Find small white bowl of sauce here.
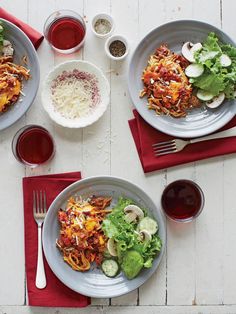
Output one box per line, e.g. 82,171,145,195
91,13,114,39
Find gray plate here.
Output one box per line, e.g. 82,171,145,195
128,20,236,138
42,176,166,298
0,19,40,131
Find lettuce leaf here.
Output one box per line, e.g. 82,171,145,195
193,32,236,98
191,72,226,96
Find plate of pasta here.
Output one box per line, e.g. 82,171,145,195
128,20,236,138
0,19,39,130
42,176,165,298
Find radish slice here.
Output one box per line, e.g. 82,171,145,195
185,63,204,78
206,92,225,108
219,54,231,67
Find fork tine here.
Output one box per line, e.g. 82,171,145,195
152,139,175,147
154,145,177,154
155,149,177,156
36,191,39,214
43,191,47,214
40,190,43,213
153,142,176,151
33,190,36,214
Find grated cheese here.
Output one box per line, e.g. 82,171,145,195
51,69,100,120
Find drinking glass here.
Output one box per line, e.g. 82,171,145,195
12,125,55,167
43,9,86,54
161,179,205,223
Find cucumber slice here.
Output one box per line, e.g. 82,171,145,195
101,259,119,278
219,54,231,67
185,63,204,78
138,217,158,235
196,89,214,101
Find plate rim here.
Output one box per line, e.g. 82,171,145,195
0,18,40,131
42,175,166,298
128,19,236,138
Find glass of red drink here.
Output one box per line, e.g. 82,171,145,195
12,125,55,167
43,9,86,54
161,180,204,223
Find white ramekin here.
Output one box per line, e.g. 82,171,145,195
105,34,129,61
91,13,115,39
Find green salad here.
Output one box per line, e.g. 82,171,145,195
101,197,162,279
193,32,236,97
183,32,236,108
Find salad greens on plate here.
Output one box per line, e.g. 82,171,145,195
102,197,162,279
184,32,236,107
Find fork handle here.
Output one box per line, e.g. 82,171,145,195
36,226,46,289
190,126,236,144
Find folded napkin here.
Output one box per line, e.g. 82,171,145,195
129,109,236,173
22,172,90,307
0,7,44,49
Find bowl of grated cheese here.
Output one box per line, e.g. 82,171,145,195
41,60,110,128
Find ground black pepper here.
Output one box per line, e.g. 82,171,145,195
109,40,126,57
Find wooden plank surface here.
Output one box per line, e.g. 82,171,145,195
1,0,236,311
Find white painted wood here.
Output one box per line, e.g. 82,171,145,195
163,0,196,307
137,0,167,306
83,0,111,306
1,305,236,314
1,0,236,311
109,0,139,305
0,0,27,305
192,0,224,305
221,0,236,305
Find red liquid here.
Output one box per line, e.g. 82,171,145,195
161,180,203,221
47,17,85,50
16,127,54,165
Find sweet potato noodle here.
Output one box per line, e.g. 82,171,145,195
140,45,200,118
56,196,112,272
0,56,30,113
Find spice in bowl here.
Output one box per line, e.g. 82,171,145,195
92,13,114,38
94,18,112,35
109,40,126,58
105,35,129,60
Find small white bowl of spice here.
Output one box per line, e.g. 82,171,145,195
105,35,129,61
92,13,114,38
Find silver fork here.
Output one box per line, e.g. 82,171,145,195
153,126,236,156
33,190,47,289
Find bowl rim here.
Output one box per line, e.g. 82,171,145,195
41,59,110,128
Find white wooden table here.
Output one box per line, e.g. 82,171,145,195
1,0,236,313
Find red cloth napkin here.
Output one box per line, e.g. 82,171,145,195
22,172,90,307
0,7,44,49
129,109,236,173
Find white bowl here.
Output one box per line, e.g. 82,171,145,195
91,13,114,39
41,60,110,128
105,34,129,61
